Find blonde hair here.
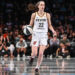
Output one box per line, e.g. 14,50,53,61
35,1,45,11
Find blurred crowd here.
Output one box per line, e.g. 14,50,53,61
0,0,75,58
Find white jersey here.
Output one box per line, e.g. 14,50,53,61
33,12,48,32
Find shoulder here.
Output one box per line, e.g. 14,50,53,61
46,12,51,18
32,12,36,16
31,12,36,18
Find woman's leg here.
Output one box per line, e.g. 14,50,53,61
31,46,38,58
36,45,46,69
29,46,38,65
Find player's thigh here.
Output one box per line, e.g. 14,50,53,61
31,32,39,47
32,46,38,53
40,36,48,46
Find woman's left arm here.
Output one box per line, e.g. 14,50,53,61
47,13,56,35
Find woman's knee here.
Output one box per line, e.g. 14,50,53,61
39,52,43,57
39,46,46,56
32,46,38,56
31,51,37,57
35,51,38,56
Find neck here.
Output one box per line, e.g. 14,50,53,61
38,10,44,14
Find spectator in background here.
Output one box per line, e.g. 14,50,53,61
60,28,65,39
16,37,27,59
68,29,73,41
0,34,3,42
7,25,13,31
14,30,20,44
0,41,2,57
70,32,75,57
7,43,15,58
0,28,3,35
9,31,14,44
48,35,60,57
60,34,70,48
56,29,60,39
0,28,3,42
2,29,10,43
0,41,10,57
56,34,71,58
56,43,70,58
3,31,15,58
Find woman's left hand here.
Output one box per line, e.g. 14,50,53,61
53,31,57,36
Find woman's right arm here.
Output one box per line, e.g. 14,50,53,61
29,13,36,26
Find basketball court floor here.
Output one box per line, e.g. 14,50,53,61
0,57,75,75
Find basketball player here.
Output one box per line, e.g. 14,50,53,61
29,1,56,72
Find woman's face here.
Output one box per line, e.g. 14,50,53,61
38,1,45,11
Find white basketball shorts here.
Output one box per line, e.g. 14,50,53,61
31,32,48,47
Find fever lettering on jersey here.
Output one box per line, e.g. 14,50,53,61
36,19,46,22
33,12,48,32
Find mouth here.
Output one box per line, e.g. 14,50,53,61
42,7,44,9
41,8,44,10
